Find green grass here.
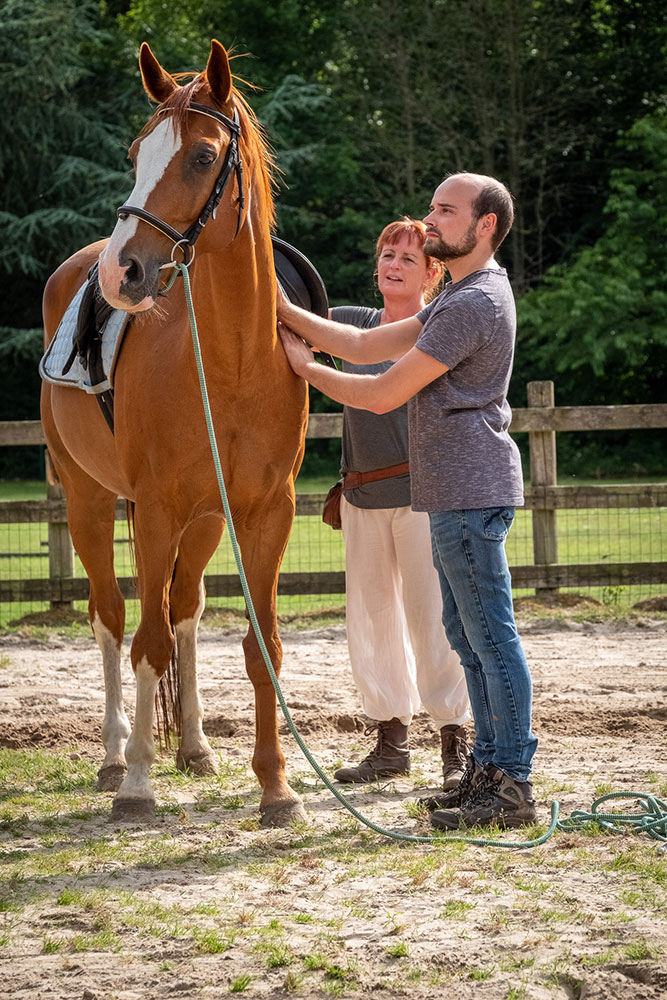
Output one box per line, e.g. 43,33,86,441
1,475,666,628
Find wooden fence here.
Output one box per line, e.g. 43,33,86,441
1,381,666,608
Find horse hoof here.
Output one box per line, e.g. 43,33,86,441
176,752,219,777
110,797,155,822
260,799,308,829
97,764,126,792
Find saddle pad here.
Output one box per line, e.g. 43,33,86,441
39,282,129,394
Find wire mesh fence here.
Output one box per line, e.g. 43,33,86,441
1,497,665,628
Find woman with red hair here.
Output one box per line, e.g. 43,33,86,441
331,218,470,789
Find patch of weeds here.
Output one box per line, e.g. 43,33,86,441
541,909,572,924
192,901,220,916
212,794,242,810
236,909,255,926
72,929,120,952
0,654,11,669
42,936,64,953
282,971,303,992
0,898,20,913
405,799,428,819
303,952,327,971
237,818,260,832
499,955,535,972
384,910,406,935
438,899,476,920
266,943,293,968
229,973,252,992
622,939,661,961
580,948,615,967
155,800,184,817
607,848,666,886
289,832,314,849
469,965,495,980
294,913,313,924
513,878,550,893
506,987,527,1000
194,928,232,954
385,941,409,958
325,960,357,982
57,888,82,906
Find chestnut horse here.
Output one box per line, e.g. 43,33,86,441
41,41,308,826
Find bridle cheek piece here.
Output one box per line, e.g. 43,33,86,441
116,102,245,267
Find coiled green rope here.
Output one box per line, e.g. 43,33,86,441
179,262,667,851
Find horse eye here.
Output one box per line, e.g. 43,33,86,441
197,152,216,166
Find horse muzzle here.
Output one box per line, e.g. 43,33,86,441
98,244,161,312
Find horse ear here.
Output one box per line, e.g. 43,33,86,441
139,42,178,103
205,39,233,108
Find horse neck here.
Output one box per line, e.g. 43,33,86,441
191,197,276,362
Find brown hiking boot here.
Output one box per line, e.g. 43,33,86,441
419,754,483,812
440,724,469,790
431,765,536,830
334,718,410,783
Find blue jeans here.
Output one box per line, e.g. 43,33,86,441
428,508,538,781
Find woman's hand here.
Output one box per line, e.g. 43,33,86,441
278,321,316,376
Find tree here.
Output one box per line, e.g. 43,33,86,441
512,111,667,474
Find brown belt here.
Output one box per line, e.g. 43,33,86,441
342,461,409,490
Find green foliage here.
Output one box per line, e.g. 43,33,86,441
1,0,665,479
0,0,132,280
513,111,667,474
517,112,667,389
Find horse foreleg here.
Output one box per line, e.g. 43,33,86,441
236,509,307,828
53,465,130,792
170,515,224,776
111,509,178,820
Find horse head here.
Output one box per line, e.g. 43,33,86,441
98,40,248,311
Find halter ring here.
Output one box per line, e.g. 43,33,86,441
171,239,195,267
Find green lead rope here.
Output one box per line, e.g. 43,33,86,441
178,262,667,851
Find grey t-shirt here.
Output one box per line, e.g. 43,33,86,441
331,305,411,509
410,268,524,511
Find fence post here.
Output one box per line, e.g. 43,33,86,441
527,380,558,596
47,480,74,610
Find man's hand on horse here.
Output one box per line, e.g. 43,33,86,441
278,321,316,377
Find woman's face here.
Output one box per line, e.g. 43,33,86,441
376,232,432,301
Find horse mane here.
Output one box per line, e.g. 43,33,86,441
140,73,278,231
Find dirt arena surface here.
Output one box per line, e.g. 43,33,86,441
1,610,666,998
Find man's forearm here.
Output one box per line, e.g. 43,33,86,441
278,300,420,364
298,359,395,413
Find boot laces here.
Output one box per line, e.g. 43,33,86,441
442,732,468,771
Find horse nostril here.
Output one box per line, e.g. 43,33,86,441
119,253,145,287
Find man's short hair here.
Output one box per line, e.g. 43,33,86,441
447,173,515,251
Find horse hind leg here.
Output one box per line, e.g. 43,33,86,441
169,515,224,776
235,505,307,829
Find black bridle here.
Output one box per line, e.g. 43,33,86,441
116,102,245,266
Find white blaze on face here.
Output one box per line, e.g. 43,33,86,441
98,117,182,305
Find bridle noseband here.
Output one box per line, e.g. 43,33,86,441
116,102,245,266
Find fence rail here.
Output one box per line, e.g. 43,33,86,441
1,383,666,609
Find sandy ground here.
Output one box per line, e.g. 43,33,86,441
1,611,666,999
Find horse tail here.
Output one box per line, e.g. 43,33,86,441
158,575,182,748
125,499,137,581
156,634,181,750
